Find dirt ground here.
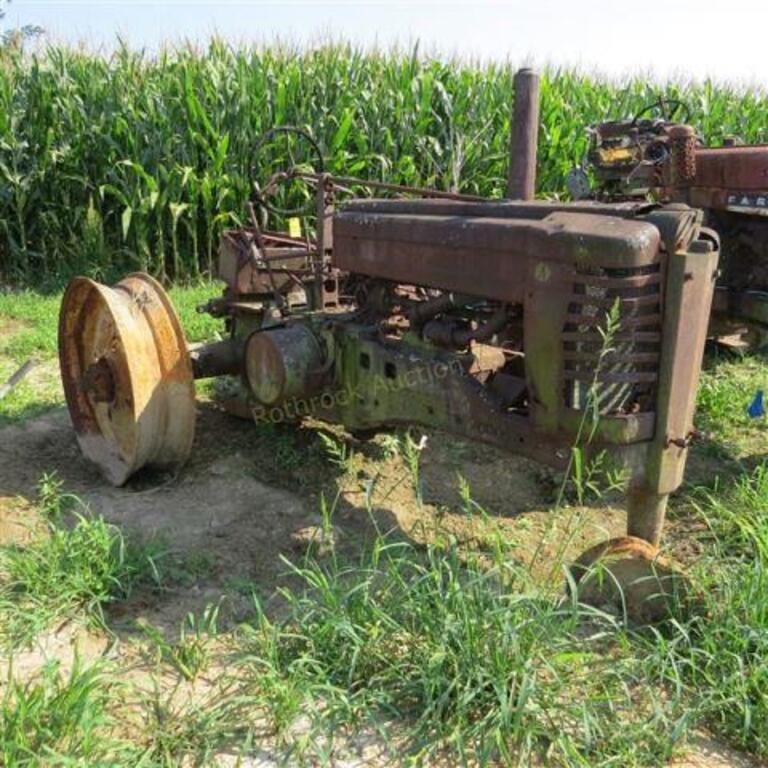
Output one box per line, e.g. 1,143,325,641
0,400,629,626
0,403,762,767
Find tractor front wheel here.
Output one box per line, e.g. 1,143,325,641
569,536,688,623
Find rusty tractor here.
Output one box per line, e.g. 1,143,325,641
567,96,768,345
59,71,719,620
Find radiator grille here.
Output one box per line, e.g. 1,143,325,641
563,262,662,414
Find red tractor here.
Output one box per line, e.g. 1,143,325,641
568,98,768,345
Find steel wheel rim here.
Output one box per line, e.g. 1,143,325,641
59,272,195,485
570,536,688,623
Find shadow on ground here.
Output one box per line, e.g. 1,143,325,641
0,400,632,636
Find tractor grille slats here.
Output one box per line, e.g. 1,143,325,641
563,262,663,414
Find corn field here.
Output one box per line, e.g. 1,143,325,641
1,40,767,285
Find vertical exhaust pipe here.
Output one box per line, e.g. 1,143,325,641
506,68,540,200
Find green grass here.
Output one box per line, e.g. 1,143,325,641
134,684,253,767
138,602,220,682
1,461,768,764
236,537,693,765
0,282,222,358
2,41,768,283
228,460,768,765
0,478,166,648
0,650,249,766
696,349,768,455
673,465,768,756
168,282,226,343
0,660,133,767
0,291,61,359
0,290,64,425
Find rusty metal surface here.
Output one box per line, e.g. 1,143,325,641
219,228,314,298
56,65,720,570
245,324,325,406
303,173,488,202
59,273,195,486
679,145,768,191
333,210,661,303
190,339,243,379
642,240,718,506
339,197,652,219
580,104,768,343
669,125,697,185
712,287,768,326
507,68,540,200
571,536,685,621
668,186,768,214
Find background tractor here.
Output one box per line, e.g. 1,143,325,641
567,97,768,345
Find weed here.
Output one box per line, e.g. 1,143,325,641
36,471,79,525
0,659,132,766
0,487,165,647
137,682,252,766
139,603,221,681
400,430,428,505
234,518,696,766
318,430,355,473
665,463,768,757
378,432,402,460
162,549,217,588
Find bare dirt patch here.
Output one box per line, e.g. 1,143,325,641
674,736,768,768
0,317,28,338
0,622,108,685
0,406,313,630
0,494,42,546
0,403,625,631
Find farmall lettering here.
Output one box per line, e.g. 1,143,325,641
727,192,768,211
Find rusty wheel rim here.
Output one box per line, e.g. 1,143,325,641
59,273,195,485
570,536,688,624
